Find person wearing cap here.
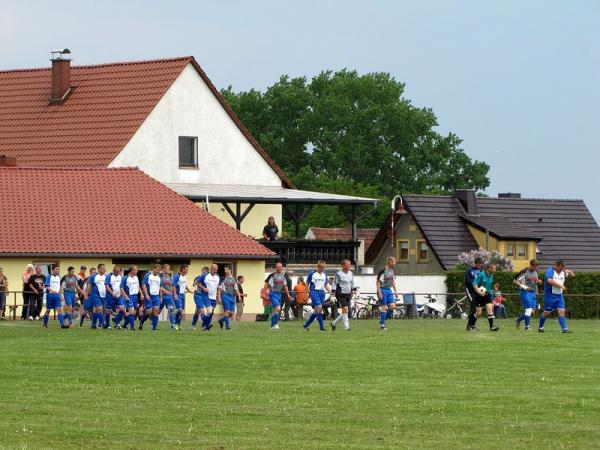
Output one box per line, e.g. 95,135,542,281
20,264,34,320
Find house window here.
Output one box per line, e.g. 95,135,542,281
396,240,409,262
416,240,429,263
178,136,198,168
517,243,528,259
506,243,516,258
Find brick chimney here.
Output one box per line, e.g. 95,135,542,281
0,155,17,167
455,189,478,215
50,49,72,103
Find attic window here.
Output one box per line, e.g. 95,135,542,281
179,136,198,168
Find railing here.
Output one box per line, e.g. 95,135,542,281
258,239,360,267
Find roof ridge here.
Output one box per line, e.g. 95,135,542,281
0,166,140,171
0,56,193,74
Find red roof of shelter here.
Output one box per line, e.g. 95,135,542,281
0,56,293,187
307,227,379,252
0,167,275,258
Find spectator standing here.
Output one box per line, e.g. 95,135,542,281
27,266,46,320
262,216,279,241
281,271,293,320
260,285,272,317
0,267,8,320
235,275,247,322
293,276,308,320
492,283,508,319
20,264,34,320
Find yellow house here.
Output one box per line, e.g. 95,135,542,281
366,190,599,273
0,167,275,320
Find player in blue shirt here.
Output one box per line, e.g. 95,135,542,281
464,257,483,331
160,264,177,331
120,265,141,331
141,263,162,331
191,266,210,330
539,260,575,333
173,264,191,330
303,260,331,331
513,259,541,331
105,266,125,329
86,264,108,329
43,264,67,329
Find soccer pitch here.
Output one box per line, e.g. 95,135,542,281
1,319,599,449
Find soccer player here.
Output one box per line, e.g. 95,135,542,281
303,260,331,331
514,259,541,331
173,264,191,330
43,265,67,329
217,266,240,330
376,257,399,331
191,266,210,330
464,257,483,331
106,266,125,329
202,264,221,330
160,264,177,331
235,275,247,322
539,260,575,333
120,265,141,331
60,266,84,327
472,263,500,332
264,262,290,330
86,264,108,329
330,259,354,331
141,263,162,331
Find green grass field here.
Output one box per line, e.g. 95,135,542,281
1,318,599,449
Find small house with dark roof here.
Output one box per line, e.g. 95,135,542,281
366,190,600,274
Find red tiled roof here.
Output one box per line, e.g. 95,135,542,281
0,167,275,258
307,227,379,251
0,56,293,187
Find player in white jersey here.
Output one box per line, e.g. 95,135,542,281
330,259,355,331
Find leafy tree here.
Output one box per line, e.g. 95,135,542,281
222,70,490,232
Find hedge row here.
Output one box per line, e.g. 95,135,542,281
446,271,600,319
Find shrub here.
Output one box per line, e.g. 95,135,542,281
456,249,513,272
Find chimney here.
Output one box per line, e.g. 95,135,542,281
0,155,17,167
454,189,478,215
498,193,521,199
50,49,72,103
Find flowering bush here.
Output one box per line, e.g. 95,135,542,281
456,248,513,272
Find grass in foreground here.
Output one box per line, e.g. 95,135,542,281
0,318,599,449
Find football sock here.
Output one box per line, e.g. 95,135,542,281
524,314,531,328
91,312,98,328
224,316,230,329
140,314,148,326
539,315,547,329
151,315,159,330
43,315,49,326
128,314,136,329
57,313,64,327
488,317,494,329
316,313,325,330
271,312,278,327
379,311,386,326
558,316,567,331
175,311,182,325
304,313,316,328
386,310,393,320
192,313,199,326
80,314,86,326
104,313,110,327
98,313,105,328
169,311,175,327
516,314,524,324
343,314,350,330
332,313,342,325
66,313,73,324
114,311,124,326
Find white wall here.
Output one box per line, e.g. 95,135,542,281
109,63,282,187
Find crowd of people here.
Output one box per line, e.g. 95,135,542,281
0,251,576,334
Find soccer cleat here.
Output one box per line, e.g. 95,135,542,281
515,318,521,330
271,325,280,331
303,325,310,331
380,325,388,331
43,324,48,329
207,324,213,331
538,328,545,333
91,326,97,329
330,322,337,331
320,328,326,332
28,316,34,321
524,327,531,332
61,325,69,329
490,326,499,332
115,324,122,330
345,328,351,331
192,326,197,331
562,330,573,334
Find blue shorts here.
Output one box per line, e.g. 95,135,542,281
194,295,212,309
544,294,565,312
269,291,282,308
63,291,77,307
145,295,160,309
162,296,175,310
174,297,183,310
210,299,217,309
520,290,537,309
125,294,138,310
380,288,395,305
102,296,114,310
113,296,125,309
90,296,104,308
221,293,236,312
46,293,62,310
310,290,326,307
83,298,93,311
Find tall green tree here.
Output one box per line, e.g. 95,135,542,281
222,70,490,235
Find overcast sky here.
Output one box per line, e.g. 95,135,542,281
2,0,598,221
